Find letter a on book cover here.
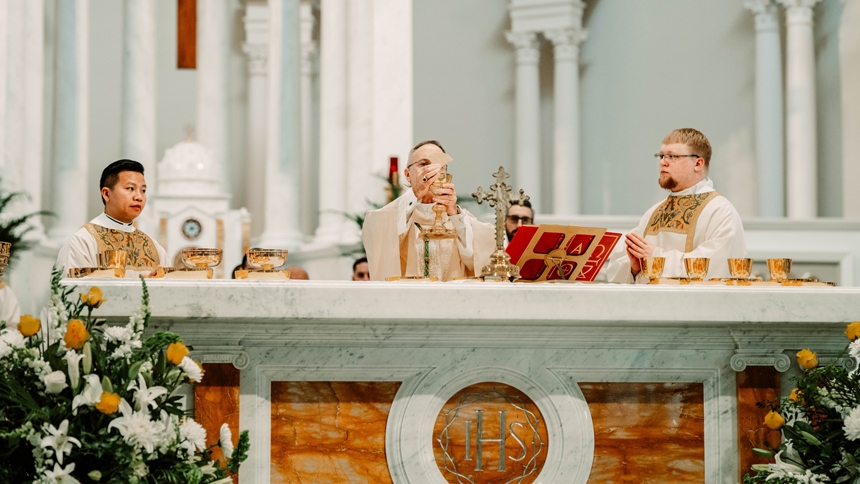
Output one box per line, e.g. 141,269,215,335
506,225,621,282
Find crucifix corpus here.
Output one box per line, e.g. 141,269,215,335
472,166,530,281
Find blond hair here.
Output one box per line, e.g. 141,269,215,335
662,128,712,168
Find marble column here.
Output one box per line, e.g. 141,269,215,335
121,0,157,187
242,1,268,240
3,0,24,196
505,31,542,212
197,0,230,192
545,27,586,216
22,0,46,237
313,0,348,246
299,0,318,239
779,0,822,219
747,0,785,218
259,0,304,248
49,0,89,243
0,2,6,195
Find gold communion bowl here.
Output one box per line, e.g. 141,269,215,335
728,258,753,280
767,258,792,282
640,256,665,283
684,257,710,281
247,249,289,272
98,250,128,269
181,248,223,269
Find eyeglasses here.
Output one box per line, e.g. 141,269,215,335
654,153,699,162
506,215,533,225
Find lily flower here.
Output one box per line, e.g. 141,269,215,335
44,462,82,484
63,350,84,390
72,374,103,413
40,420,81,465
127,374,167,413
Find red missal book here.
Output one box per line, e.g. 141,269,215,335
506,225,621,282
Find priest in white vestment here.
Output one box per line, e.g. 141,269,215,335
0,281,21,325
57,160,167,272
362,140,495,281
606,128,747,283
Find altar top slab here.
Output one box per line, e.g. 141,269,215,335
61,278,860,325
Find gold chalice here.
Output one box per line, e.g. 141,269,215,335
767,258,792,282
247,249,288,272
684,257,710,281
98,249,128,269
180,248,223,269
640,257,665,283
728,258,753,280
0,241,10,256
419,173,457,240
0,243,8,277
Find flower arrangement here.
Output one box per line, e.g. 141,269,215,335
0,271,249,483
743,322,860,484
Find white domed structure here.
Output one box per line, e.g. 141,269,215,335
157,140,223,197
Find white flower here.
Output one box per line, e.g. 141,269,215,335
103,325,132,342
63,350,84,389
127,374,168,413
219,423,234,459
40,420,81,466
200,461,218,476
178,356,203,383
180,419,207,454
107,399,165,454
844,406,860,440
0,328,25,358
850,339,860,361
72,374,103,413
103,325,142,360
210,478,233,484
44,462,82,484
44,371,68,394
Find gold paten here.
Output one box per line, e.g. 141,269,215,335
683,257,710,281
418,174,458,241
68,267,126,279
181,248,223,269
472,166,529,281
767,258,791,282
640,256,665,283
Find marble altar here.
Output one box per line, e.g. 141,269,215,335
64,279,860,483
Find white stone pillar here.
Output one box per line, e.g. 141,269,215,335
747,0,785,218
259,0,304,248
49,0,89,243
505,31,542,211
313,0,348,245
299,0,318,239
121,0,157,187
779,0,822,219
22,0,46,237
0,2,6,190
243,1,268,240
4,0,24,195
197,0,230,194
545,26,586,215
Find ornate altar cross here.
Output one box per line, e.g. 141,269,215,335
472,166,530,280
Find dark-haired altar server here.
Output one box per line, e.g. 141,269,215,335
57,160,167,271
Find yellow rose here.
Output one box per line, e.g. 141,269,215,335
95,392,120,414
80,287,106,308
17,314,41,337
847,322,860,342
790,388,802,403
796,349,818,370
166,342,189,365
64,319,89,350
764,410,785,430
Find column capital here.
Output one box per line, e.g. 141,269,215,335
243,43,268,75
745,0,779,31
505,31,540,63
544,27,587,61
778,0,822,21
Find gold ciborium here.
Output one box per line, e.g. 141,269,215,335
418,173,457,241
181,248,223,269
0,241,9,277
98,249,128,269
728,258,753,280
767,258,792,282
640,256,665,283
247,249,288,272
684,257,710,281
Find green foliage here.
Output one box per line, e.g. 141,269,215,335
0,177,54,269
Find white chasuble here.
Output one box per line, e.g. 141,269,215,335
606,178,748,283
57,213,167,272
0,282,21,325
362,190,496,281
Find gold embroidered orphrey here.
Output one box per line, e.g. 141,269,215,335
644,192,721,252
84,223,161,269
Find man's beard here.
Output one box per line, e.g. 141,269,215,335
659,174,678,190
506,228,517,242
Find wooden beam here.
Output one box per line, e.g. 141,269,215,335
177,0,196,69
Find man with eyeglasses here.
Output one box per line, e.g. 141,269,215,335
606,128,747,283
505,199,534,245
362,140,495,281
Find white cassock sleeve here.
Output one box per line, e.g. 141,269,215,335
56,227,99,272
0,285,21,325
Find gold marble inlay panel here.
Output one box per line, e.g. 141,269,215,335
270,381,401,484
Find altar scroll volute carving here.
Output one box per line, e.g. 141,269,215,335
189,346,250,370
